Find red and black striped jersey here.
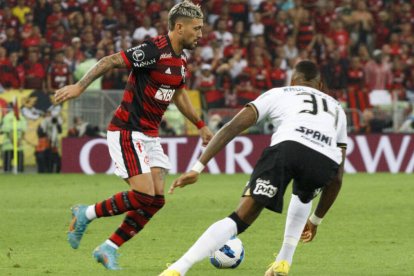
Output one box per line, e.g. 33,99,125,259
108,35,187,136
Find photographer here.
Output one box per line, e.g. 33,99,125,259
39,111,62,172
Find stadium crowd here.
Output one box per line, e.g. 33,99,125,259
0,0,414,135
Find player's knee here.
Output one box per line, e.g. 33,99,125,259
132,190,155,207
298,194,313,204
153,195,165,211
229,212,250,234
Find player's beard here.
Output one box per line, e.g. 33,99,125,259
183,39,198,50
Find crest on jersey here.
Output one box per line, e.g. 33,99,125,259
132,50,145,62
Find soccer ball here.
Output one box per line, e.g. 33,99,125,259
210,236,245,269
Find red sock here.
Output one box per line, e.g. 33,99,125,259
95,190,154,217
109,195,165,247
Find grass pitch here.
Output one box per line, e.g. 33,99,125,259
0,173,413,275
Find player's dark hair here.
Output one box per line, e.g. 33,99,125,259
294,60,320,81
168,0,203,31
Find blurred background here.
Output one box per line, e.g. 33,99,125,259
1,0,414,173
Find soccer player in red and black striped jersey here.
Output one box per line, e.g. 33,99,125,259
55,1,213,270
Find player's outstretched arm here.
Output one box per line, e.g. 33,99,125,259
301,147,346,242
173,89,213,146
54,53,126,104
169,106,257,194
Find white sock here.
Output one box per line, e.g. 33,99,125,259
169,217,237,275
276,195,312,264
85,205,97,220
105,239,119,249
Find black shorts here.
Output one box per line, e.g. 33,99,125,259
242,141,339,213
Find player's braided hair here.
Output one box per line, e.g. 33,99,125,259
168,0,203,31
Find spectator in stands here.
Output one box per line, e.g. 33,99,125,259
270,57,287,87
195,63,224,110
11,0,31,25
374,11,391,50
258,0,278,29
1,103,27,173
250,36,272,67
213,18,233,53
1,26,22,55
267,11,291,50
283,35,299,61
21,12,35,40
346,56,365,92
306,33,331,64
314,1,336,35
364,49,392,92
321,49,348,92
250,57,272,93
33,0,52,35
293,8,315,50
329,20,350,58
102,6,118,30
223,34,247,60
73,49,104,91
17,50,46,90
1,6,20,32
386,32,403,58
46,2,67,38
228,48,248,79
22,24,42,51
343,1,374,51
0,48,20,89
80,25,96,53
234,70,260,107
228,0,248,27
70,36,85,65
132,16,158,44
46,50,73,92
97,29,115,52
63,46,77,73
250,12,265,37
114,27,132,52
215,68,236,108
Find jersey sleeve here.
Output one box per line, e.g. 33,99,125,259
121,40,160,70
248,89,280,123
336,107,348,148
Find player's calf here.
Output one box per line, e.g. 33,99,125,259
108,195,166,247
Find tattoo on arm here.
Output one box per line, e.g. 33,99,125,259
78,53,126,90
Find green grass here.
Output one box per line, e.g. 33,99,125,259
0,173,413,275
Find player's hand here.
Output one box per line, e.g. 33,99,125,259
199,126,213,147
301,219,318,243
55,84,83,104
169,171,199,194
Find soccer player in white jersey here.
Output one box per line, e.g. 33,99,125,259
160,60,347,276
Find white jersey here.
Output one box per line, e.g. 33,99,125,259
249,85,348,164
